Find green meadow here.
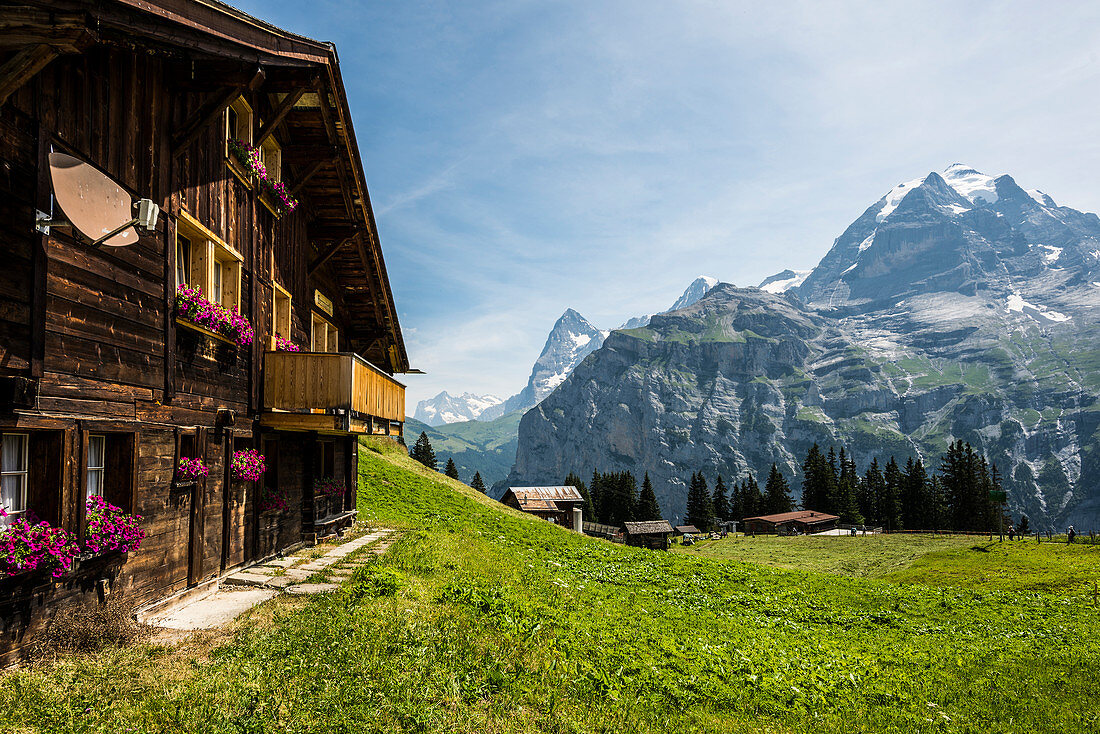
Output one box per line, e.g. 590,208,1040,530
1,438,1098,733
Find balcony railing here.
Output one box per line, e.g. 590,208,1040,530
261,351,405,435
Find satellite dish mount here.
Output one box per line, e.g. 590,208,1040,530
39,152,159,248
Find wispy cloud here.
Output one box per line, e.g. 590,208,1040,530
237,0,1100,406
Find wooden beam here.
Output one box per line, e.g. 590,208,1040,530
354,234,384,320
308,236,354,277
0,9,93,53
0,44,57,107
255,85,309,146
289,156,332,197
171,66,265,157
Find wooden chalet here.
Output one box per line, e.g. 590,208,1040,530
742,510,839,535
674,525,701,536
622,520,673,550
501,486,584,530
0,0,411,663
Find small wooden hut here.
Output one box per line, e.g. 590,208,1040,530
623,520,674,549
501,486,584,529
742,510,839,535
674,524,702,536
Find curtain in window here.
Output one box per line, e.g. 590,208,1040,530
86,435,105,499
1,434,26,522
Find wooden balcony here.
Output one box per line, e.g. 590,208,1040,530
261,351,405,435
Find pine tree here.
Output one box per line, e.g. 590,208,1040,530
712,475,729,521
1018,514,1030,534
729,478,743,520
825,447,841,515
763,463,794,515
410,432,437,471
685,472,714,530
470,472,486,493
602,471,637,526
637,472,662,520
444,458,459,479
901,457,929,530
564,471,592,510
835,448,862,524
800,443,831,512
742,474,763,518
590,469,605,523
859,458,884,525
881,457,903,531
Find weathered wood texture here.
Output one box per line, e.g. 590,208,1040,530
0,0,409,665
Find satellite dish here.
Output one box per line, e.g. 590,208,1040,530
47,152,159,247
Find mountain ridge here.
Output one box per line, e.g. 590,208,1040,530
508,165,1100,528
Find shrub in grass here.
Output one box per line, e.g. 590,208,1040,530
344,565,404,601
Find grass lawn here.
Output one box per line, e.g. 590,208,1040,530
1,439,1099,732
678,534,978,578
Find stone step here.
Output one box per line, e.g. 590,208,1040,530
224,571,274,587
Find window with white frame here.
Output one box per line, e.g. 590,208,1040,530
86,434,106,499
0,433,28,525
176,212,243,310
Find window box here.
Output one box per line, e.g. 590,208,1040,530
175,317,238,348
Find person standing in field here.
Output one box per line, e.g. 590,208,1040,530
1067,525,1076,543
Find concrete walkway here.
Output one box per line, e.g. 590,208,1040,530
146,526,396,631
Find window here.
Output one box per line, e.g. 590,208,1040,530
1,433,27,525
226,97,253,146
272,282,292,349
213,259,223,304
176,211,243,310
318,441,335,478
176,234,192,287
86,434,105,499
311,312,339,353
260,138,282,184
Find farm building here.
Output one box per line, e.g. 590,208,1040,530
0,0,411,664
742,510,839,535
501,486,583,530
674,525,702,536
623,520,674,549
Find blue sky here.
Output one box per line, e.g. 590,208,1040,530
234,0,1100,407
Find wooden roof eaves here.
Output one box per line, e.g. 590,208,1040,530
322,46,409,373
106,0,333,66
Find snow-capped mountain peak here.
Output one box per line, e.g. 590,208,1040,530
413,391,505,426
796,163,1100,310
942,163,999,205
669,276,720,312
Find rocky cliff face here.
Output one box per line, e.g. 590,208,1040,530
509,166,1100,528
481,309,609,420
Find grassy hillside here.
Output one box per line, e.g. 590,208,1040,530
405,410,521,487
2,441,1099,732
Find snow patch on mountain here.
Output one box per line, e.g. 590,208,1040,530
1034,244,1063,265
943,163,999,204
759,269,812,294
1006,294,1071,322
876,176,925,222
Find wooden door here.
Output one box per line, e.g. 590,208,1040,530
186,428,208,587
